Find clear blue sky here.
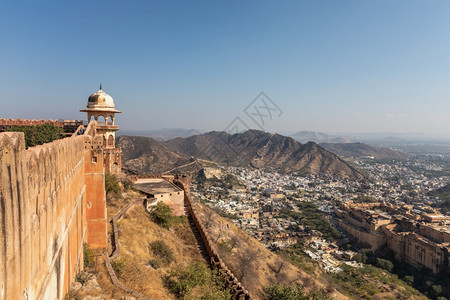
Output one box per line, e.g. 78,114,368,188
1,1,450,136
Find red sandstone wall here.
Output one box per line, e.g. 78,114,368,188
0,121,107,300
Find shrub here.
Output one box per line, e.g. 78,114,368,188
75,272,89,285
403,275,414,285
265,284,330,300
148,259,161,269
111,259,126,276
105,173,122,196
431,285,443,297
164,262,229,299
149,202,184,228
149,240,174,264
265,284,306,300
121,178,133,191
218,238,236,253
376,258,394,272
83,244,94,268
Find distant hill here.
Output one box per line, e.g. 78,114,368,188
119,128,203,141
290,131,351,143
119,130,366,179
319,142,409,160
118,135,192,174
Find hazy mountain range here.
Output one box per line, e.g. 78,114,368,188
118,128,203,141
319,142,409,160
289,131,352,144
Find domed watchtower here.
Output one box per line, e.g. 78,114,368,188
81,85,122,174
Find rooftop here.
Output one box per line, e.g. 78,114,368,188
134,178,182,195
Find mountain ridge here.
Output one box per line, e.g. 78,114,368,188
119,130,367,180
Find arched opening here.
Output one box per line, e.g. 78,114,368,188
98,115,106,125
112,162,119,174
108,135,114,147
107,114,114,125
103,136,106,147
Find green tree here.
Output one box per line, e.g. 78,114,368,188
150,202,177,228
431,285,443,298
8,124,63,148
403,275,414,285
105,173,122,196
376,258,393,272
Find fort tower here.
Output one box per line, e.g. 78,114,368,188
81,85,122,174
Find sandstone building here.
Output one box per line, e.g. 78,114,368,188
128,174,185,216
334,202,450,273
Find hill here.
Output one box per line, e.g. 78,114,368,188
290,131,351,144
165,130,365,179
320,142,409,160
118,131,366,179
118,135,192,174
119,128,203,141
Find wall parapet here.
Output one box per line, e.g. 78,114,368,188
0,119,108,299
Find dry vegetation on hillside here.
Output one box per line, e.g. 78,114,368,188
192,201,346,300
69,188,228,299
193,200,427,300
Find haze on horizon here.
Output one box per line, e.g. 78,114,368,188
1,1,450,138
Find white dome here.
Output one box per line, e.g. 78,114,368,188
87,87,115,109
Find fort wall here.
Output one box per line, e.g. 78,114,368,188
0,121,107,299
335,203,449,273
173,176,252,299
336,219,386,251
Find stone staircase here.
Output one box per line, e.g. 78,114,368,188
185,202,210,263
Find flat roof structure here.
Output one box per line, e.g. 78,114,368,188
133,178,182,195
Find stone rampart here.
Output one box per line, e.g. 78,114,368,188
174,177,252,300
0,121,107,299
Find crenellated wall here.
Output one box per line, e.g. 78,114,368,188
0,121,107,300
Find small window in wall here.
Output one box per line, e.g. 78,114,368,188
108,135,114,147
161,195,163,197
92,156,97,163
178,192,180,195
170,193,172,196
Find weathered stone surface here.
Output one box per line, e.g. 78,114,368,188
82,296,103,300
0,120,108,299
83,277,101,292
71,281,82,292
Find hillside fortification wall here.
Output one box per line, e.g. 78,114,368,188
0,121,107,300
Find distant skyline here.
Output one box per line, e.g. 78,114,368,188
1,1,450,136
